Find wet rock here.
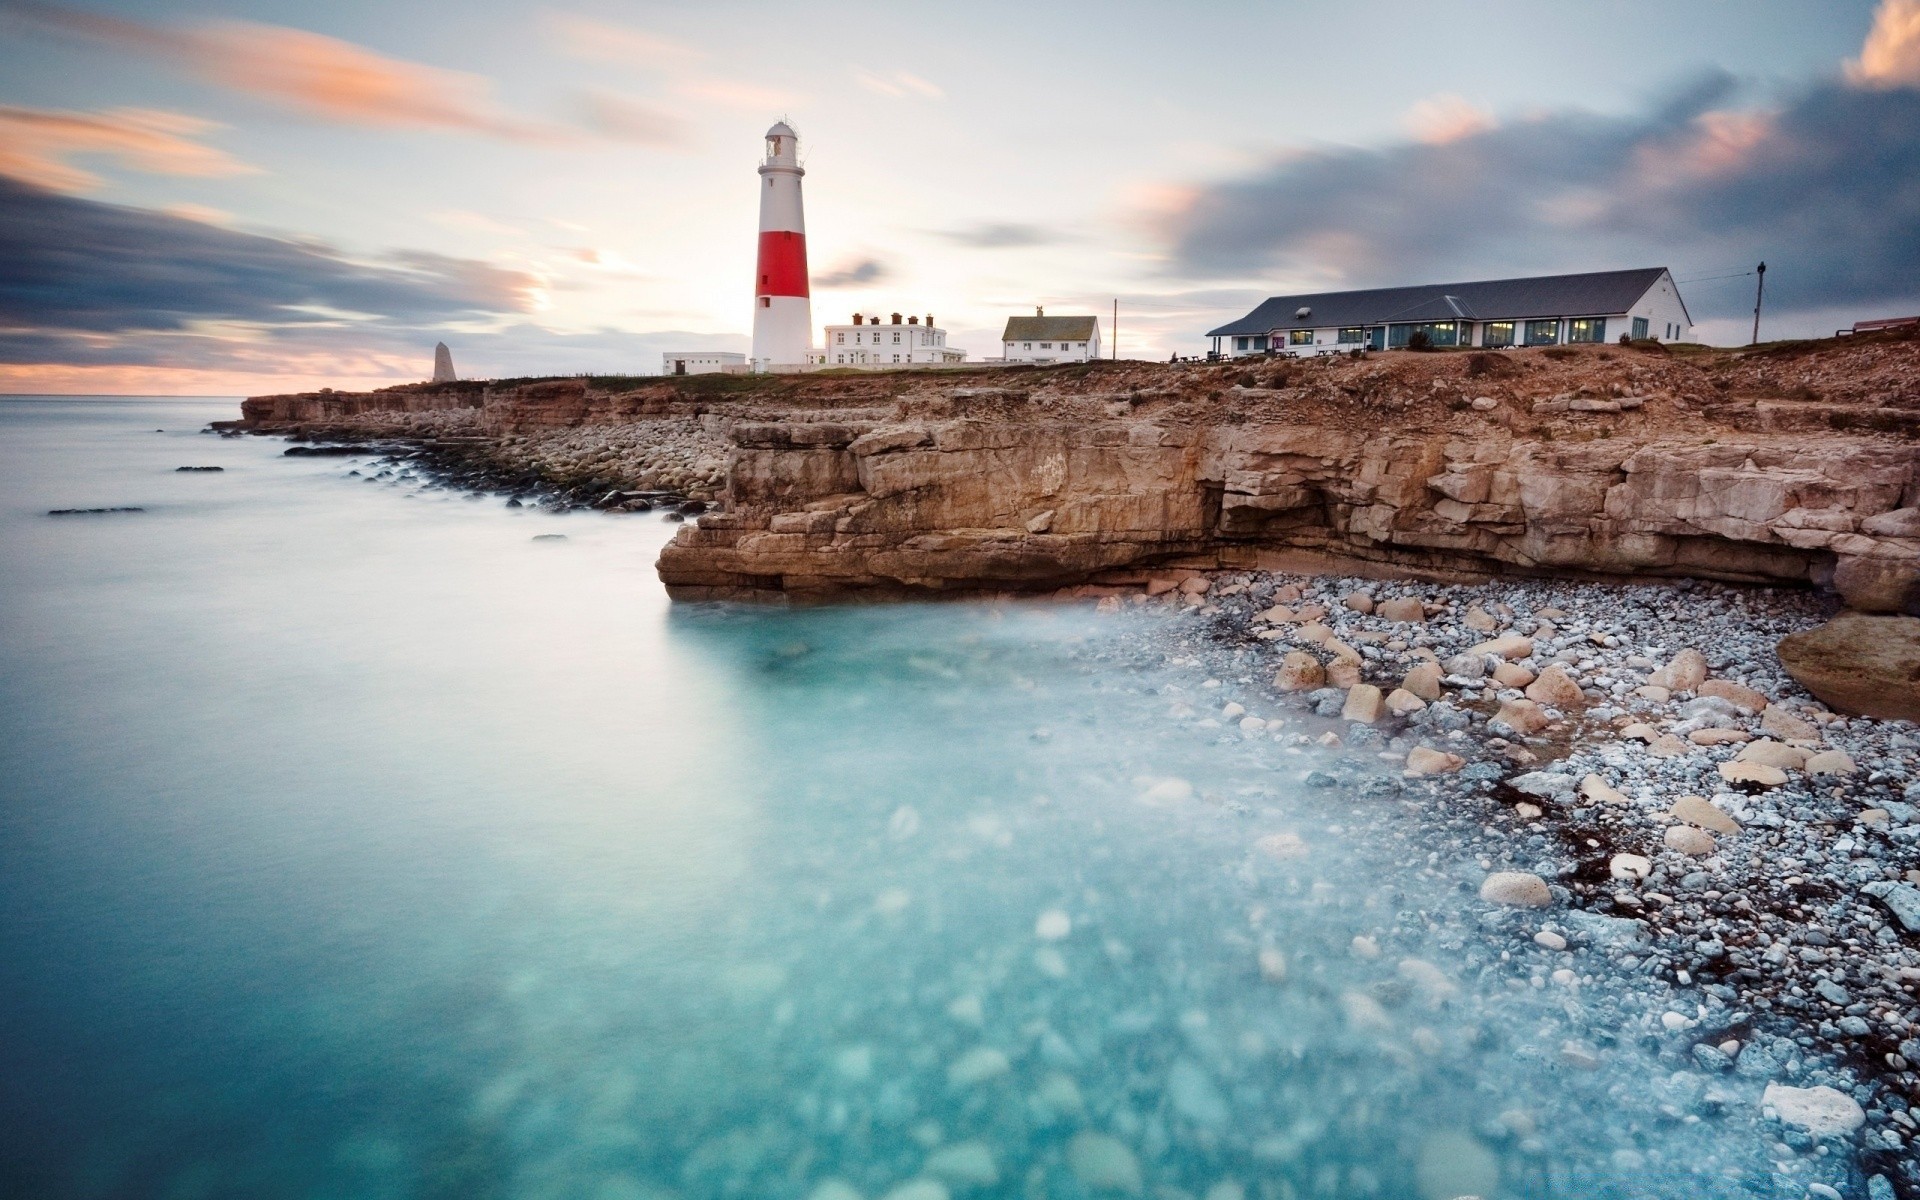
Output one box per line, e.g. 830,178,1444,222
1862,881,1920,932
1385,688,1427,716
1480,871,1551,908
1524,665,1586,711
879,1181,950,1200
1761,1083,1865,1137
946,1047,1010,1089
1273,651,1324,692
1066,1132,1142,1194
1341,684,1384,724
1413,1130,1499,1200
1402,661,1443,701
1167,1058,1231,1127
923,1141,998,1188
1405,746,1464,776
1035,909,1071,940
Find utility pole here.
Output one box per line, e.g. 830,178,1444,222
1751,262,1766,346
1112,299,1118,361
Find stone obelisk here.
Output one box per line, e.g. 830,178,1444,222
432,342,456,383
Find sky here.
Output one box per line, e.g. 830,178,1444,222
0,0,1916,394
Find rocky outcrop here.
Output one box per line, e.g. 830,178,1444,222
658,390,1919,609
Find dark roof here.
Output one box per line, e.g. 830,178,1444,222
1206,268,1675,337
1003,315,1099,342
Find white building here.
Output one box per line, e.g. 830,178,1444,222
661,351,747,376
1001,309,1101,363
812,312,966,366
1207,268,1694,358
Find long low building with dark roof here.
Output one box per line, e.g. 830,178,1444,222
1205,267,1693,358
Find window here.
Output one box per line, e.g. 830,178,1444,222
836,354,844,363
1336,327,1365,344
1289,329,1315,346
1568,318,1606,343
1041,343,1052,349
1483,321,1515,348
892,354,900,362
1387,321,1461,348
1632,317,1649,340
1523,319,1559,346
760,297,770,308
836,333,845,344
1024,343,1032,350
893,332,901,344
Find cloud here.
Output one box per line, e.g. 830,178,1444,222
575,90,694,148
1404,93,1493,144
938,222,1058,249
545,14,707,67
0,176,539,349
0,104,256,192
15,4,555,140
853,69,942,100
1156,70,1920,324
814,258,888,287
1849,0,1920,87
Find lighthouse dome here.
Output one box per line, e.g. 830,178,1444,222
765,120,798,140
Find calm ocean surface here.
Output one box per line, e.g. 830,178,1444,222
0,398,1835,1199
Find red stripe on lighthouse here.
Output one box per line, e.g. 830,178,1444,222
755,230,810,298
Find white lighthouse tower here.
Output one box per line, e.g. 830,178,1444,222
751,121,813,370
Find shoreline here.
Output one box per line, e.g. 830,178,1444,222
1113,565,1917,1195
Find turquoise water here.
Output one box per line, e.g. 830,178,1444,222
0,399,1834,1199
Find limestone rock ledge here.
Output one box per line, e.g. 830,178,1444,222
658,404,1918,610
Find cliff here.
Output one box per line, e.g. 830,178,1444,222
657,337,1920,612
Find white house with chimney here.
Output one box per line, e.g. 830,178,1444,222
1001,308,1101,363
811,312,966,366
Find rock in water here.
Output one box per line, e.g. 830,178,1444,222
1166,1058,1230,1127
1414,1129,1499,1200
922,1141,998,1188
1479,871,1551,908
1762,1083,1866,1137
1066,1132,1142,1194
946,1047,1010,1089
1776,614,1920,721
432,341,457,383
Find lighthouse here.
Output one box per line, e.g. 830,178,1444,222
751,121,812,369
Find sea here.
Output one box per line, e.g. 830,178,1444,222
0,397,1849,1199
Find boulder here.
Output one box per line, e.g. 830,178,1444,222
1805,749,1857,776
1862,880,1920,932
1524,665,1587,711
1699,678,1768,712
1648,649,1708,692
1385,688,1427,716
1776,614,1920,722
1405,746,1465,776
1326,659,1364,688
1468,634,1534,660
1670,795,1739,834
1402,661,1444,701
1760,706,1820,741
1341,591,1374,614
1479,871,1552,908
1664,825,1716,856
1342,684,1384,724
1273,651,1324,692
1377,596,1425,622
1762,1083,1866,1138
1490,698,1549,736
1491,661,1536,688
1580,774,1628,805
1735,740,1810,770
1609,853,1652,880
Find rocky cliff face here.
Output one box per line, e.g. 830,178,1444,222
659,340,1920,612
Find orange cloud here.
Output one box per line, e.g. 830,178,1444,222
1405,93,1495,144
19,5,555,140
0,105,255,192
1849,0,1920,87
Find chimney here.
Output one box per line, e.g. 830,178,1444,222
853,313,863,325
891,312,902,324
927,314,934,328
907,315,918,324
1036,305,1044,317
